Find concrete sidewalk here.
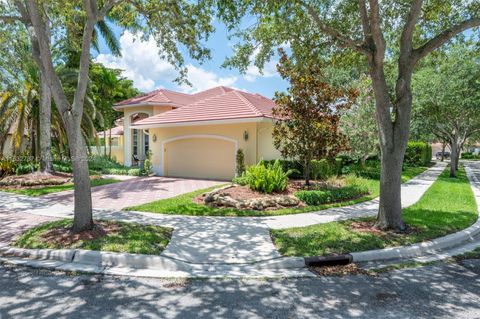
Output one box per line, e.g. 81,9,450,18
0,162,447,267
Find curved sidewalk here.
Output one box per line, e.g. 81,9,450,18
0,162,447,266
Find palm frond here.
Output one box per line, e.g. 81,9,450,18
96,20,121,57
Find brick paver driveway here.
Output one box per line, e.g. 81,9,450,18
0,210,57,245
41,177,223,210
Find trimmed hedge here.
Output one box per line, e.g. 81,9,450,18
296,184,369,206
462,152,480,160
261,158,344,180
404,141,432,166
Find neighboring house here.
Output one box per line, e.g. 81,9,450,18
468,143,480,155
94,119,125,163
108,86,282,180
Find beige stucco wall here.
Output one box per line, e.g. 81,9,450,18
91,135,125,164
256,121,282,161
116,103,283,179
147,120,283,178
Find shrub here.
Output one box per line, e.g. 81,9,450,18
259,160,303,179
296,179,369,206
236,149,246,176
0,159,16,177
462,152,480,160
311,159,335,180
127,168,143,176
341,160,381,180
103,168,128,175
232,175,248,186
15,163,38,175
404,141,432,166
245,160,292,193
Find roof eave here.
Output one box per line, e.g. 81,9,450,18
113,102,183,110
130,116,275,129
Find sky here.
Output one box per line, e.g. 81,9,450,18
93,22,289,98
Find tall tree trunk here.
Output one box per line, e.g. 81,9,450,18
441,142,446,162
39,70,53,173
65,117,93,232
450,138,458,178
103,130,107,157
20,0,97,232
376,144,407,230
108,128,112,159
304,159,311,186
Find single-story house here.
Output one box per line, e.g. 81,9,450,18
101,86,282,180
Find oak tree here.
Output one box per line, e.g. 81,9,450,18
217,0,480,230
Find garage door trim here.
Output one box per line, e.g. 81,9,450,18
160,134,238,177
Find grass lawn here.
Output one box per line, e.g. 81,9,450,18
271,166,478,257
14,219,172,255
2,178,120,197
126,165,431,217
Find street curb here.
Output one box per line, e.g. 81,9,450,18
351,163,480,263
0,245,308,278
1,161,478,276
0,246,75,262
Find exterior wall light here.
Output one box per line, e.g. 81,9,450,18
243,130,249,141
152,134,157,142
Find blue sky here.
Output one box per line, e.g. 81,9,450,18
94,22,288,98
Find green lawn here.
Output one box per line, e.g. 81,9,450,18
2,178,120,196
126,165,431,217
14,219,172,255
271,166,478,257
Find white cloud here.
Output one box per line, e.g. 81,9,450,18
244,60,278,82
95,31,177,91
243,47,279,82
179,65,238,93
95,31,239,93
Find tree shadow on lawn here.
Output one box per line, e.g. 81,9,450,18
0,261,479,318
273,208,478,258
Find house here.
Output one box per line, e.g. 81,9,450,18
102,86,282,180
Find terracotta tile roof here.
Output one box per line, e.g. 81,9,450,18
132,88,277,127
97,125,124,137
114,89,196,108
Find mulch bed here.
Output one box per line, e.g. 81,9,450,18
0,172,73,188
349,220,420,238
0,172,103,190
40,221,120,247
193,178,348,205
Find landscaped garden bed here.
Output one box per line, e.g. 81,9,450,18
126,160,431,217
14,219,173,255
271,166,478,257
0,172,120,196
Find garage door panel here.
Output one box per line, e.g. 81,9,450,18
165,138,235,180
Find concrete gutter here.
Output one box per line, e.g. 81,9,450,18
0,246,310,278
351,162,480,263
1,162,479,277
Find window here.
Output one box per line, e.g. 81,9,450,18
133,129,138,156
144,132,149,154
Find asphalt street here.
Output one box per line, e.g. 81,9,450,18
0,259,479,319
